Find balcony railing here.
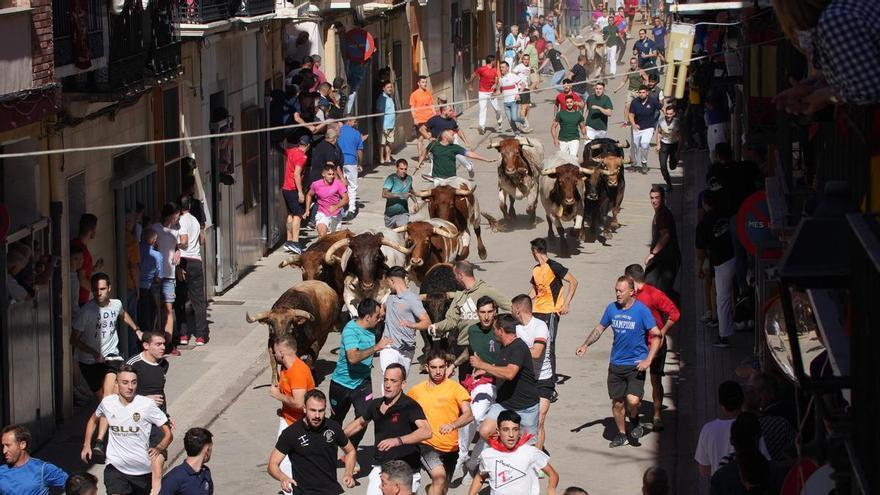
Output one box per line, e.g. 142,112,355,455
53,0,105,68
177,0,231,24
234,0,274,16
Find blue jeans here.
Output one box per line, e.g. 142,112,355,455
503,101,525,132
488,401,541,444
567,13,580,36
551,70,566,91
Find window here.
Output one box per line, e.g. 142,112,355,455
240,106,261,213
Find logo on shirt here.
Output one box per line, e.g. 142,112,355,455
324,429,336,443
298,434,310,447
132,412,141,422
390,413,400,423
459,298,478,321
493,459,526,487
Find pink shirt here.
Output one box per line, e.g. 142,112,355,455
310,179,347,216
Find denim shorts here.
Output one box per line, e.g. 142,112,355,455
487,401,540,443
160,278,176,303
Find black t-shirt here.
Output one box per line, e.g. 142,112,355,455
706,160,761,217
126,354,169,413
426,115,459,138
570,64,588,93
547,49,564,72
308,140,342,187
362,394,426,469
695,209,734,267
496,338,539,410
651,205,681,263
274,419,349,495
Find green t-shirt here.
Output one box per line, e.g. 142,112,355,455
555,110,584,142
467,323,502,365
628,71,644,91
383,173,412,216
602,24,623,48
585,94,613,130
428,141,467,179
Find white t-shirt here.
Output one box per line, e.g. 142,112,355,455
657,117,682,144
152,222,179,278
596,16,609,30
512,63,531,82
499,73,524,103
515,317,552,380
694,418,771,475
177,212,202,260
73,299,124,364
96,394,168,476
479,444,549,495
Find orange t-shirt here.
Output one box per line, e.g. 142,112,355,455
407,379,471,453
279,358,315,425
409,88,435,124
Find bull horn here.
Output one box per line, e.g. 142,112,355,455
412,189,433,198
515,136,531,147
323,237,351,265
579,167,594,175
454,187,474,196
278,254,301,268
381,237,412,255
540,166,559,176
487,138,502,149
616,140,631,149
290,309,315,322
245,310,270,323
419,294,428,301
432,226,457,239
392,225,408,233
590,142,603,150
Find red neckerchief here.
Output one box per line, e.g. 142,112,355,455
487,433,534,453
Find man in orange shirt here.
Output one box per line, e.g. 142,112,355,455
409,75,435,168
407,349,473,495
270,333,315,479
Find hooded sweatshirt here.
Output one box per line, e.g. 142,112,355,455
433,278,511,346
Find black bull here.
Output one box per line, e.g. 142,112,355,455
582,138,629,241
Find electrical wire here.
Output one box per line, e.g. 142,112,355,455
0,35,785,159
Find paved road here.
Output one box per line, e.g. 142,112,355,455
202,39,687,494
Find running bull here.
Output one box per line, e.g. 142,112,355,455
539,151,592,256
412,183,489,260
278,230,354,298
582,138,630,241
392,219,460,285
488,137,544,225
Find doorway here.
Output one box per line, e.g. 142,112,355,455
209,92,237,292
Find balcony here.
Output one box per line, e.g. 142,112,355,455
53,0,106,74
234,0,274,16
177,0,231,25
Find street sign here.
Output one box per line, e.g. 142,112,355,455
736,190,782,259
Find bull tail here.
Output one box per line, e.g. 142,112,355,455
481,212,506,232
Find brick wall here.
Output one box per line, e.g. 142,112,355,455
31,0,53,85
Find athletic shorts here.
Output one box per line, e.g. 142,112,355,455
160,278,176,303
282,189,305,216
315,211,342,231
607,364,646,400
650,341,668,376
519,90,531,105
380,129,395,145
536,377,556,400
78,360,122,392
419,444,459,477
104,464,151,495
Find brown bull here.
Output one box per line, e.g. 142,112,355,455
488,137,543,225
278,230,353,298
539,162,591,256
245,280,340,385
413,184,488,260
393,219,460,284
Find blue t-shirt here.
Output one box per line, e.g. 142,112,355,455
635,38,657,68
504,33,517,60
331,320,376,389
630,96,662,130
338,124,364,165
0,458,68,495
652,25,666,50
159,462,214,495
376,93,396,130
383,174,412,216
542,24,557,44
600,300,657,366
139,244,164,288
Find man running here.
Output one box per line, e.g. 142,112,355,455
512,54,535,129
468,410,559,495
425,105,472,149
410,76,435,166
553,79,584,113
270,333,315,480
451,296,501,476
498,62,531,135
82,365,172,494
424,130,493,182
160,427,214,495
646,185,681,296
511,295,554,451
381,266,431,373
576,277,661,447
407,349,473,494
624,264,679,431
330,299,391,449
0,425,68,494
282,135,309,254
585,82,614,141
344,364,433,495
338,116,365,221
539,43,569,90
552,94,587,157
655,105,682,189
628,85,662,173
383,159,414,228
612,58,647,126
124,331,170,482
269,390,357,494
469,56,504,135
304,164,350,237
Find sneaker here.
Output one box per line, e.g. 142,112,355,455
195,337,206,346
91,439,106,464
497,118,504,129
609,432,629,448
168,348,182,356
283,241,301,254
734,321,749,331
478,127,485,135
520,126,534,134
652,417,665,432
630,423,645,440
705,319,719,328
343,211,356,222
713,337,731,348
178,335,189,346
640,163,649,174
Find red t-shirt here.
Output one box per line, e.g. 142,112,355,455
535,38,547,56
555,91,583,108
474,65,498,93
283,147,307,191
625,0,638,14
635,283,680,345
72,238,92,306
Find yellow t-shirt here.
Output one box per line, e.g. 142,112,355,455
407,379,471,453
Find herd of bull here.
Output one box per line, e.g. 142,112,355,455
245,136,630,379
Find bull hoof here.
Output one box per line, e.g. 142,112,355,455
609,220,620,230
478,247,488,260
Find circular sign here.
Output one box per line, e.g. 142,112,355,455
0,204,8,242
343,28,376,64
736,190,781,259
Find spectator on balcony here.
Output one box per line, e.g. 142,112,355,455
772,0,880,112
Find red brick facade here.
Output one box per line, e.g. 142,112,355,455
31,0,53,86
